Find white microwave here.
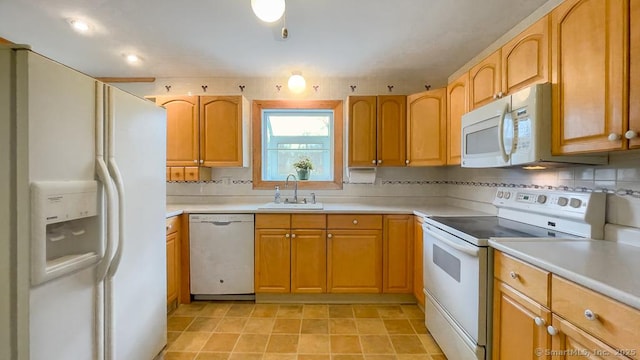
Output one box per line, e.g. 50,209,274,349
461,83,607,168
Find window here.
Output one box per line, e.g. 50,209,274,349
252,100,343,189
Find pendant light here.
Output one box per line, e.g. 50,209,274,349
251,0,286,23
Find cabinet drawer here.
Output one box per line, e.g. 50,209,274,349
291,214,326,229
166,216,180,235
327,214,382,229
552,275,640,357
255,214,291,229
494,251,550,307
170,167,185,181
184,167,199,181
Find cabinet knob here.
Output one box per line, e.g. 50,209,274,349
497,91,503,98
353,219,358,225
493,94,498,100
608,133,621,141
291,234,296,239
534,317,546,327
584,309,598,321
377,160,382,164
547,325,558,336
625,130,638,139
371,160,376,164
405,159,409,164
166,225,171,231
285,233,290,238
327,233,333,238
509,271,519,280
193,160,198,164
199,159,204,164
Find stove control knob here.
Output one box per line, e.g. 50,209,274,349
504,192,511,199
570,198,582,208
537,195,547,204
557,197,569,206
497,191,504,198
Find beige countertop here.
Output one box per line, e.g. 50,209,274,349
166,202,492,218
490,238,640,310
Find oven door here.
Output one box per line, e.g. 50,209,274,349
461,95,513,168
423,223,488,346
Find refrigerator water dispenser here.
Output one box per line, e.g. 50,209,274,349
30,181,102,285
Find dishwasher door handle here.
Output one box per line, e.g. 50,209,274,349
202,220,245,226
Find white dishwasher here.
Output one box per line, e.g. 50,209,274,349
189,214,255,300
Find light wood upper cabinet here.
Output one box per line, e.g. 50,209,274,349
406,88,447,166
348,96,377,167
347,95,406,167
200,96,249,167
630,0,640,149
155,96,199,166
501,16,550,95
551,0,629,154
492,281,551,360
469,50,502,109
446,73,468,165
377,95,407,166
382,215,413,294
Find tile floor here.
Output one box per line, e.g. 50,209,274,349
158,302,447,360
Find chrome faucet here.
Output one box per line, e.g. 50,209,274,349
285,173,298,203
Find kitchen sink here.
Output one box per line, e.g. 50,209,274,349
258,202,324,210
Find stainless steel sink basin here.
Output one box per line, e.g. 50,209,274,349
258,202,324,210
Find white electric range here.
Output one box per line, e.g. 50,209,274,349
422,187,606,360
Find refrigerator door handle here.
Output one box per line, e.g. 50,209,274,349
106,157,125,276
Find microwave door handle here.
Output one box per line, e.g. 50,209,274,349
498,103,511,163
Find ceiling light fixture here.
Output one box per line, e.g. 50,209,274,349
69,19,90,33
288,72,306,93
251,0,285,23
125,54,141,64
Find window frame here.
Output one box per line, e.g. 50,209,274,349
252,100,343,190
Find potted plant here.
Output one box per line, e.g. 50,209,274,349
293,156,313,180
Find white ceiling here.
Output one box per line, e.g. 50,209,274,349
0,0,548,84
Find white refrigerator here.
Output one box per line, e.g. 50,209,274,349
0,45,167,360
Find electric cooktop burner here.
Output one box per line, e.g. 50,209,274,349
428,216,578,239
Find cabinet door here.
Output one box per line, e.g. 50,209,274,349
348,96,377,167
501,16,550,95
200,96,244,166
492,281,551,360
413,216,424,307
156,96,199,166
377,95,407,166
630,0,640,149
548,315,629,359
166,232,179,304
447,73,468,165
382,215,413,294
327,229,382,293
291,229,327,293
551,0,628,154
255,229,291,293
406,88,447,166
469,50,502,109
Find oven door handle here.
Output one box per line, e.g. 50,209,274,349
423,225,480,257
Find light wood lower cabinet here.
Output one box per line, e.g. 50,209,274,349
254,214,327,294
383,215,414,294
413,216,425,307
493,251,640,360
291,229,327,293
166,216,181,308
492,280,551,360
327,229,382,293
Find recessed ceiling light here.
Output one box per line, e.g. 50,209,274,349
125,54,141,64
69,19,90,33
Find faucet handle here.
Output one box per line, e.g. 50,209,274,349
311,192,316,204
